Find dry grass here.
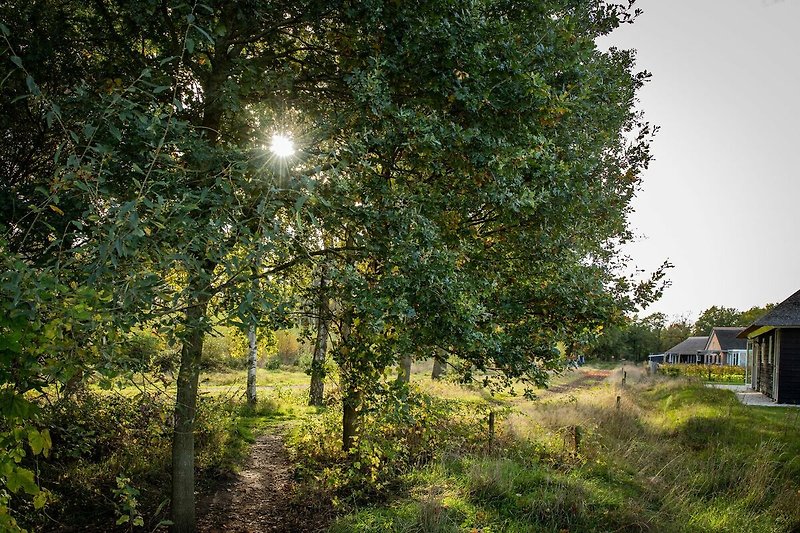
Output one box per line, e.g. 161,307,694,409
331,363,800,532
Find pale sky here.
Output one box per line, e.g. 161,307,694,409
603,0,800,320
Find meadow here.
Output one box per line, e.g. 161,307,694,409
314,366,800,533
18,362,800,532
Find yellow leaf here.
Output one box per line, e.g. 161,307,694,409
49,205,64,216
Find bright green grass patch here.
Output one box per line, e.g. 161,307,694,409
201,367,310,388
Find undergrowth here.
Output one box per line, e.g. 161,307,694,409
14,382,300,531
300,369,800,532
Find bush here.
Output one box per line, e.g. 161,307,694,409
273,329,310,366
287,384,487,505
112,329,179,373
661,364,745,383
18,389,247,531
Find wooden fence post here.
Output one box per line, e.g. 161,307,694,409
488,411,495,444
616,395,621,410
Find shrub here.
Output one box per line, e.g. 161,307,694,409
661,364,745,383
287,384,486,505
18,389,246,531
273,329,310,366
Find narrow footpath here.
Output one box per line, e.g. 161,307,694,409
197,429,329,533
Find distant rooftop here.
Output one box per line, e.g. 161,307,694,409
665,336,709,355
710,327,747,351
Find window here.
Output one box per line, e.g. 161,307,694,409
768,336,773,365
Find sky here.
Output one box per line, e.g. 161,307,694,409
602,0,800,320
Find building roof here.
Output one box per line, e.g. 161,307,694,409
710,327,747,351
664,336,709,355
739,289,800,338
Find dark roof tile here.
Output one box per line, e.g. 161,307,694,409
665,336,709,355
710,327,747,351
739,289,800,337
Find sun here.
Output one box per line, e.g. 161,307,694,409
269,133,295,158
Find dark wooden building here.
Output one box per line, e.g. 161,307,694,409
738,289,800,404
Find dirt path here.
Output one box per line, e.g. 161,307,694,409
546,369,611,394
197,429,328,533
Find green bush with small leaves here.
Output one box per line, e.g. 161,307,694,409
661,364,745,383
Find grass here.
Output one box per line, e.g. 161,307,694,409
90,366,312,400
323,366,800,532
201,367,310,388
68,362,800,532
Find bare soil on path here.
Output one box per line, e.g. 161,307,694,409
197,428,329,533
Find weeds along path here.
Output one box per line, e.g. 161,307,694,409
196,428,327,533
546,369,611,395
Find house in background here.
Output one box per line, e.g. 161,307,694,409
701,327,747,366
738,289,800,404
663,336,708,364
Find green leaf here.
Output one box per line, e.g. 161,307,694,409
0,392,36,420
33,490,47,509
10,55,22,68
193,24,214,44
5,466,38,495
25,75,40,96
28,429,51,457
185,37,195,53
0,23,10,36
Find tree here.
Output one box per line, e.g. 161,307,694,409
692,306,742,336
660,317,693,352
740,303,775,326
1,2,341,530
308,264,330,407
293,0,662,449
587,312,665,361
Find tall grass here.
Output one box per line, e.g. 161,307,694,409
323,366,800,532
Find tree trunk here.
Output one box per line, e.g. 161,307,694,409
342,383,361,452
339,308,360,452
309,265,329,406
431,357,445,380
246,325,258,406
397,354,412,384
171,290,210,533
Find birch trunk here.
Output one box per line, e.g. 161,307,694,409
246,325,258,406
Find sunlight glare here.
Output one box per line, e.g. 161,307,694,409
269,133,295,158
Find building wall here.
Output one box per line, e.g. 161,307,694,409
778,328,800,404
707,334,721,352
756,331,775,399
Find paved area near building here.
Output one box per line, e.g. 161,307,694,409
707,383,800,407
